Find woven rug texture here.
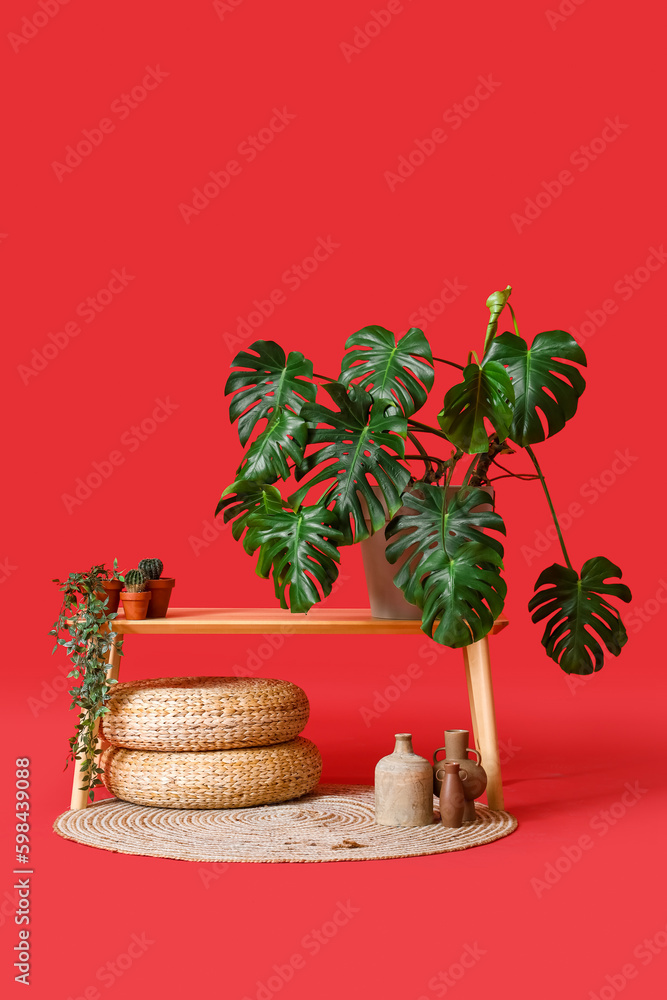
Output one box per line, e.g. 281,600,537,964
54,784,517,863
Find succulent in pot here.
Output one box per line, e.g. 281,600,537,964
138,557,175,619
217,286,632,676
50,564,124,799
120,568,151,620
98,557,124,614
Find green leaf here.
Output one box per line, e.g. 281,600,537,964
225,340,317,447
385,483,507,646
244,494,344,613
339,325,434,417
528,556,632,674
236,406,308,483
484,330,586,446
289,382,409,544
438,361,515,453
484,285,513,344
215,479,283,540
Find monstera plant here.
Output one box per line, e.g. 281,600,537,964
218,286,631,675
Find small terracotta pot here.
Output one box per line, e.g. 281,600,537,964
99,580,123,614
145,578,175,619
120,590,152,621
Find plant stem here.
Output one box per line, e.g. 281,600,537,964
404,453,450,464
433,356,464,371
488,473,539,482
313,371,336,381
461,454,479,487
444,450,460,493
406,432,434,480
407,418,451,441
507,302,520,338
525,445,573,570
491,458,540,481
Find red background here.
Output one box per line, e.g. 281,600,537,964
2,1,666,997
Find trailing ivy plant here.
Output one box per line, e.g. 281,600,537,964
50,564,123,800
217,287,631,675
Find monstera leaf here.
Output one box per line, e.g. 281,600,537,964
236,407,308,483
528,557,632,674
484,330,586,446
225,340,316,446
339,325,434,417
243,493,344,613
289,382,409,544
215,479,282,540
438,361,515,453
385,483,507,646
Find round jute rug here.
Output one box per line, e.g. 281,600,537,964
53,785,517,863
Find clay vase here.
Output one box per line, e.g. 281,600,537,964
119,590,152,621
145,578,175,618
437,761,465,829
374,733,434,828
433,729,487,824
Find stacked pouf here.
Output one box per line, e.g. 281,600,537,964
99,677,322,809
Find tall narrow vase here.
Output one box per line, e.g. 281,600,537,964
374,733,434,828
438,761,465,829
433,729,487,823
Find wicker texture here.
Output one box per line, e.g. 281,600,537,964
54,785,518,862
101,737,322,809
99,676,310,752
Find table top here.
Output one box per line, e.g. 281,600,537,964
112,608,509,636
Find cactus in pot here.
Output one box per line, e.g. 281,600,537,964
120,568,151,620
138,557,175,619
123,568,147,592
138,558,163,580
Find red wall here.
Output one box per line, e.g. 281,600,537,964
2,2,664,998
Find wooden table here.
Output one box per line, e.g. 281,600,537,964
71,608,508,812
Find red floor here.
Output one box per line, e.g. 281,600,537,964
3,599,665,999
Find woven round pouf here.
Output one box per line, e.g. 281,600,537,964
99,676,310,752
101,737,322,809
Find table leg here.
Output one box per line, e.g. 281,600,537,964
69,635,122,811
465,634,504,811
462,647,480,752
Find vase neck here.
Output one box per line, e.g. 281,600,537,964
393,733,414,755
444,730,469,760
